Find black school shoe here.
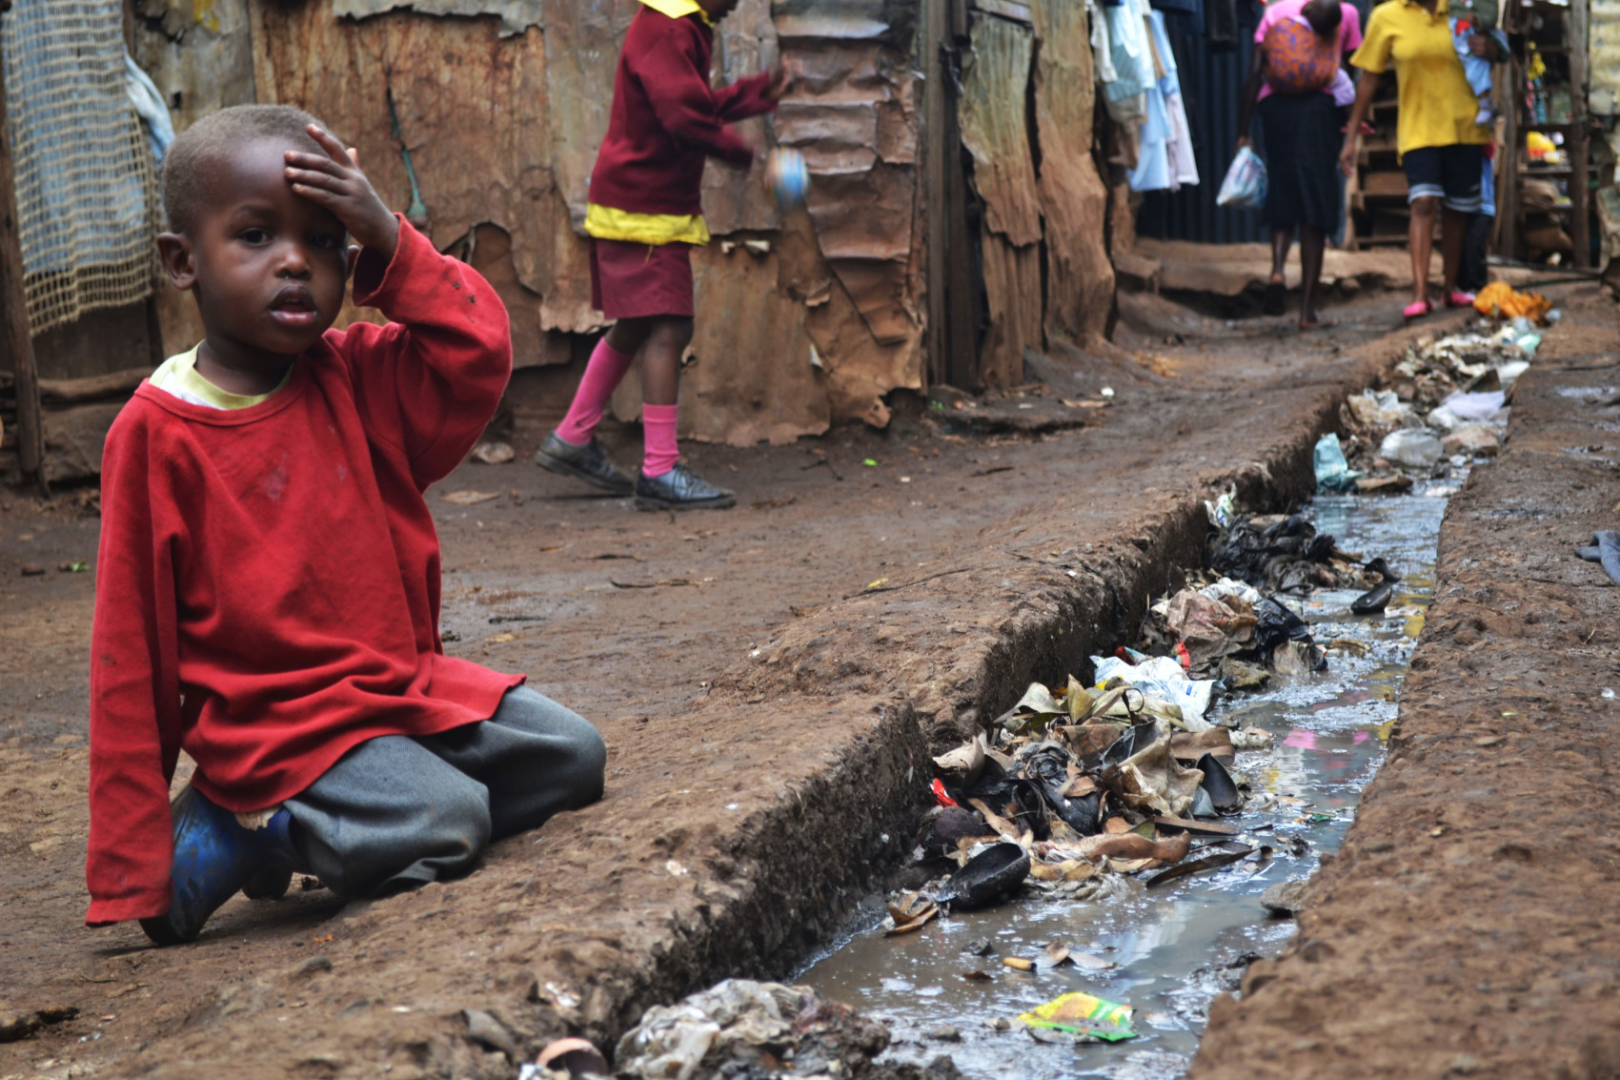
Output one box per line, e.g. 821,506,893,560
634,463,736,511
534,433,634,495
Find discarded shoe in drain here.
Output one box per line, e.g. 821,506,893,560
1195,752,1242,813
1350,580,1395,614
1576,530,1620,585
939,842,1030,911
1362,556,1400,583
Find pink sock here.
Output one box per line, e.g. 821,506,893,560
555,338,633,445
641,403,680,478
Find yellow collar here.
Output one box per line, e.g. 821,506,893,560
639,0,712,26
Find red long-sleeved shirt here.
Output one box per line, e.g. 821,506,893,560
86,219,521,925
586,5,776,216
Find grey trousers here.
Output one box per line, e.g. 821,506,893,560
283,686,606,899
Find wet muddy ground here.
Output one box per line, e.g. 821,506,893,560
800,485,1450,1079
0,288,1576,1079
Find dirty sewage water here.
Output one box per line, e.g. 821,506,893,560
797,485,1452,1080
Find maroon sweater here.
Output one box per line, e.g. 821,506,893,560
587,6,776,217
86,220,521,924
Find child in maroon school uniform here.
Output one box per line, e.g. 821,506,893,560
534,0,789,510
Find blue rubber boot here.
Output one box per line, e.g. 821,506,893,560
140,786,307,946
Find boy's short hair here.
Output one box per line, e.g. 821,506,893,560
1303,0,1343,36
161,104,330,235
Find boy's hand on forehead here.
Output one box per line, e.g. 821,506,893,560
284,124,401,263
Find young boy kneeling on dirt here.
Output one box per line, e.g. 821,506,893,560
87,105,607,946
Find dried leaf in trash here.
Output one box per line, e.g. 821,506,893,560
1103,817,1130,835
443,490,501,505
1062,775,1097,799
1039,942,1072,968
962,969,994,981
969,798,1023,841
886,908,937,936
1106,856,1158,873
1065,676,1094,721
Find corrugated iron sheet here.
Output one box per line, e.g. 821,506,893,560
1136,19,1263,244
957,14,1041,247
958,13,1042,385
1031,0,1112,343
331,0,543,37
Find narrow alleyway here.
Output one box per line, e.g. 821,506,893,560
1,284,1608,1078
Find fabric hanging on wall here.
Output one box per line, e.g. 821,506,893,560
1148,9,1199,187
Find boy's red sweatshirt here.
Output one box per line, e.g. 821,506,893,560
86,219,521,925
586,4,776,217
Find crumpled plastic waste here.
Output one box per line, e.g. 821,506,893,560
1314,432,1363,492
1473,281,1553,324
1345,389,1419,431
1103,730,1204,817
1576,531,1620,585
1207,511,1346,594
614,980,911,1080
1091,654,1216,727
1018,991,1136,1042
1379,429,1443,469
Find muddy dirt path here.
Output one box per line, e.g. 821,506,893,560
1,292,1484,1079
1190,286,1620,1080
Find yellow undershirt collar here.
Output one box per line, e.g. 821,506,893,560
149,345,292,410
638,0,712,27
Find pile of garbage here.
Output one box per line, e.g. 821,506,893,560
1319,291,1558,488
595,979,962,1080
906,498,1402,925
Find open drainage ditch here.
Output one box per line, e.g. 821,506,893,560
793,480,1453,1080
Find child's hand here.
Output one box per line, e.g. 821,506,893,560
766,61,797,102
284,124,401,263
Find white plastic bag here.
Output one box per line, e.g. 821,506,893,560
1216,146,1267,210
1091,654,1216,727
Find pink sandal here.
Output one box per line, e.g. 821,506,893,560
1444,290,1476,308
1403,299,1433,320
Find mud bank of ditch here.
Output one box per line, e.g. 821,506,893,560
3,308,1486,1080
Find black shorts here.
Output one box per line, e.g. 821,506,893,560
1402,144,1485,213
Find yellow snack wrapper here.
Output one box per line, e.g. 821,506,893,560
1018,991,1137,1042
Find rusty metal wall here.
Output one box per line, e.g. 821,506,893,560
131,0,1116,438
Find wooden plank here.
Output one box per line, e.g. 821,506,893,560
924,0,948,386
0,45,45,490
36,367,152,404
1569,0,1591,268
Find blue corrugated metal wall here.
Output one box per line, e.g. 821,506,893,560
1137,0,1375,244
1137,16,1265,243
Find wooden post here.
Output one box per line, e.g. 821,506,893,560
0,32,48,491
922,0,948,388
1569,0,1591,269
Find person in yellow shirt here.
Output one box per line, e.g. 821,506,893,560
1339,0,1505,319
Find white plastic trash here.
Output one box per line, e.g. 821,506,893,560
1379,429,1443,469
1091,655,1216,727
